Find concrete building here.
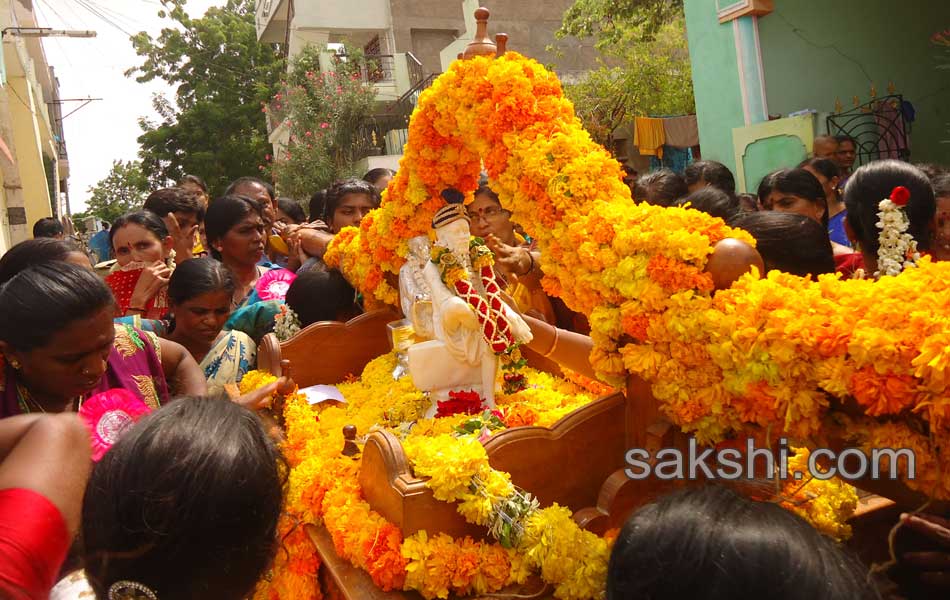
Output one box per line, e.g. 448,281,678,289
0,0,71,253
683,0,949,193
255,0,598,171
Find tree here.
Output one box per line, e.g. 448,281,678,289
557,0,684,49
128,0,284,196
266,46,378,200
74,160,150,225
553,0,693,148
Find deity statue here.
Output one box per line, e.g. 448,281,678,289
400,189,532,416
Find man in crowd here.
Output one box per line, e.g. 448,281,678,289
812,135,838,159
32,217,64,239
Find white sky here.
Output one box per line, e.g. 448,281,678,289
32,0,226,213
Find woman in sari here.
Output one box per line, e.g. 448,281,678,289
205,195,286,341
106,211,175,320
164,258,256,394
466,182,560,326
0,263,206,416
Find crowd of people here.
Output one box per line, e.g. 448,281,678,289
2,140,950,599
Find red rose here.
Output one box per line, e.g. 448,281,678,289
890,186,911,207
436,390,484,418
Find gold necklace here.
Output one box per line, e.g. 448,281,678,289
18,383,79,414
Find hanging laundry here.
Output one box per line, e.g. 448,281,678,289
662,115,699,148
634,117,666,158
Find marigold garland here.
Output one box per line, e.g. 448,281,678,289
324,51,950,505
247,355,619,599
247,353,855,599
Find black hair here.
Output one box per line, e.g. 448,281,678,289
110,210,170,250
81,395,284,600
285,266,359,327
757,170,781,206
32,216,64,238
737,193,759,212
204,195,263,260
323,178,380,224
276,197,307,224
607,485,881,600
844,160,936,254
179,174,208,193
731,211,836,278
0,238,84,285
475,183,501,205
934,174,950,200
834,134,856,147
225,176,275,203
362,167,395,187
766,168,829,227
144,187,205,223
309,189,327,221
633,169,688,207
167,257,236,306
676,187,740,222
798,157,841,181
683,160,736,195
914,162,947,183
0,262,114,352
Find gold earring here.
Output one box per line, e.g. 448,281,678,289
9,359,20,370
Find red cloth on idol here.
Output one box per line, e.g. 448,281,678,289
0,488,70,599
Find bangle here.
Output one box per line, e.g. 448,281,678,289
519,250,535,277
541,326,560,358
128,306,146,313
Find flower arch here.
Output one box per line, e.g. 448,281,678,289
326,52,950,500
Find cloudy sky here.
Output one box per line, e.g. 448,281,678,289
32,0,226,213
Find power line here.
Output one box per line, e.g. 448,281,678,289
83,0,147,33
33,0,76,72
73,0,134,38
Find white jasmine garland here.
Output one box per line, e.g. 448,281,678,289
875,198,919,278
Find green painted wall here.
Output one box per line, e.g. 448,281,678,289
742,134,807,192
683,0,746,175
758,0,950,165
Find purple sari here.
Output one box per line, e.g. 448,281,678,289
1,324,169,417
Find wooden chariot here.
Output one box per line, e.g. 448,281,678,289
253,8,912,599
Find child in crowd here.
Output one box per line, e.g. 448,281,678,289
284,266,361,329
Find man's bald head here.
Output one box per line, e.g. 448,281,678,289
813,135,838,159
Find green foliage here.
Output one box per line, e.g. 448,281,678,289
557,0,684,49
267,46,378,200
128,0,284,196
558,2,694,147
76,160,150,224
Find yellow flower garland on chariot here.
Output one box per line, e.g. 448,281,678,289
324,51,950,502
246,352,855,600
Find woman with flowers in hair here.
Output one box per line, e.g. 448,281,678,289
842,160,936,277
